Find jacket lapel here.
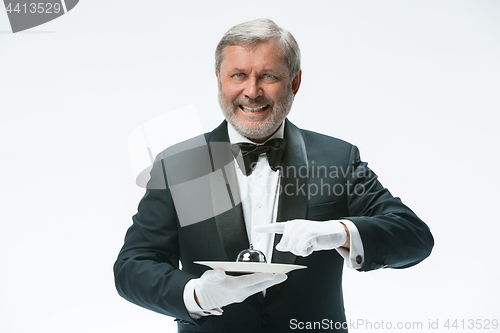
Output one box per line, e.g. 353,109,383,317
265,119,308,301
207,121,249,261
271,119,309,265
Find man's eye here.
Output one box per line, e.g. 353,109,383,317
233,74,244,79
264,74,275,80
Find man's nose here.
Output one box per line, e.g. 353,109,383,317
243,77,262,99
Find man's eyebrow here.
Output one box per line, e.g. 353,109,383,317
231,68,247,73
264,69,291,78
261,68,286,74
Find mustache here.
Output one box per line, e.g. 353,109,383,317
232,97,274,107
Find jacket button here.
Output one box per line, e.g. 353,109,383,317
262,313,271,324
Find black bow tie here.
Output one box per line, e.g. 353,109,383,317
230,138,286,176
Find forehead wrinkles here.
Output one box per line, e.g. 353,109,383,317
220,42,288,74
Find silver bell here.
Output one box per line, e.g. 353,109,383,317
236,244,267,263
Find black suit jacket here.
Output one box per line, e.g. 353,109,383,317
114,119,434,332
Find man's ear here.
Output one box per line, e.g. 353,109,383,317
216,70,220,90
291,70,302,96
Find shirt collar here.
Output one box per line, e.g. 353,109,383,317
227,121,285,145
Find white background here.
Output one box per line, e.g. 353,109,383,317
1,1,499,332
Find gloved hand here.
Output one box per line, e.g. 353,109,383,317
254,219,348,257
193,269,287,313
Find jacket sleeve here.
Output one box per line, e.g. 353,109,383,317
113,158,198,324
344,145,434,271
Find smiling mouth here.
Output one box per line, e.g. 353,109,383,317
239,105,270,112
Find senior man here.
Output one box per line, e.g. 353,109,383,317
114,18,434,332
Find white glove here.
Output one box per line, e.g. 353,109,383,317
193,269,287,313
254,219,348,257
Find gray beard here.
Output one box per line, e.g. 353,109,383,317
218,90,295,141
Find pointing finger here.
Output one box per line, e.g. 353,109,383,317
253,222,287,235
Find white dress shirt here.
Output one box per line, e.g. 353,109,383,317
229,122,284,264
183,122,365,318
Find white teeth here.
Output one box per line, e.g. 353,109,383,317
240,105,268,112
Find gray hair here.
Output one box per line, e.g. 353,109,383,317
215,18,301,78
